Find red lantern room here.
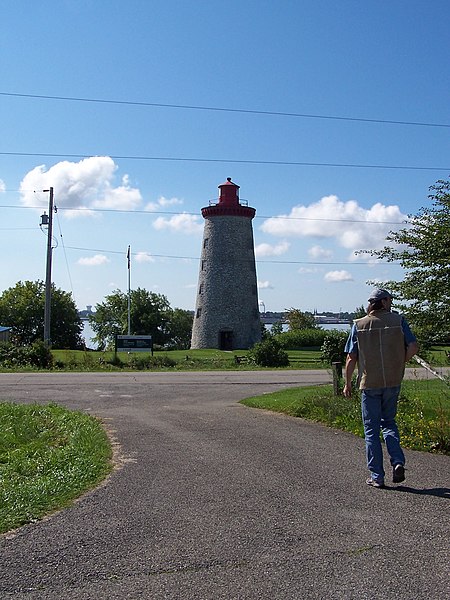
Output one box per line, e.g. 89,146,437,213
218,177,240,206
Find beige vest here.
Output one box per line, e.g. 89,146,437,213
355,310,406,389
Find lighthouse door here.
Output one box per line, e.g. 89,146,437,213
219,330,233,351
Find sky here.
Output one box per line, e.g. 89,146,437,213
1,0,449,318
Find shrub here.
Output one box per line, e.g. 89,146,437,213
274,328,327,349
320,330,349,365
0,341,53,369
248,338,289,367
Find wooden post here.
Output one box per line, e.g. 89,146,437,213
332,361,342,396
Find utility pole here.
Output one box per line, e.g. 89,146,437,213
127,245,131,335
41,187,54,347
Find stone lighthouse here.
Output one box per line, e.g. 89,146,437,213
191,178,261,350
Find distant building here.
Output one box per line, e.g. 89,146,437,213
191,178,261,350
78,306,95,320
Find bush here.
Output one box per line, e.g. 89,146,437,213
320,330,349,365
274,328,327,349
0,341,53,369
248,338,289,367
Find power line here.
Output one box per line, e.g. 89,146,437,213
55,211,75,298
64,244,400,266
0,151,448,172
0,202,410,226
1,91,449,129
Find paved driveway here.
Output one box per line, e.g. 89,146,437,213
0,371,448,599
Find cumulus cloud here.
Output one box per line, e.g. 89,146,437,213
134,252,155,263
145,196,184,212
324,270,353,282
0,179,5,192
19,157,143,216
308,245,333,260
78,254,110,266
255,241,290,257
260,195,407,254
153,213,203,234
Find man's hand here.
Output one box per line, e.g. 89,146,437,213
343,382,352,398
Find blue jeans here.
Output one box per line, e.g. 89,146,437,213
361,386,405,483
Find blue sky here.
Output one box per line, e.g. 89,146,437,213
1,1,449,318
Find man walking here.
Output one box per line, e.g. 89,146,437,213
343,289,418,488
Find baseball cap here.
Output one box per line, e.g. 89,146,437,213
368,288,393,302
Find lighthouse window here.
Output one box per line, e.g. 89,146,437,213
201,260,206,270
196,308,202,318
203,238,209,248
199,284,203,294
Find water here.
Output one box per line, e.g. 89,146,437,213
320,323,352,332
266,322,351,333
81,321,97,349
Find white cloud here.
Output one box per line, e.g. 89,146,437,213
324,270,353,282
0,179,5,192
153,212,203,234
19,157,143,215
258,280,274,289
298,267,319,274
255,241,290,257
308,245,333,260
260,195,407,254
78,254,110,266
145,196,183,211
134,252,155,263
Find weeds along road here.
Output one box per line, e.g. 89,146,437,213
1,370,449,600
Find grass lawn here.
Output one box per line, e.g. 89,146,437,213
240,379,450,455
51,347,325,371
48,345,449,372
0,402,113,534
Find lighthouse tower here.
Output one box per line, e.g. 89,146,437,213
190,178,261,350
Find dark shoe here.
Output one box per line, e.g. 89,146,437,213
366,477,385,488
393,464,405,483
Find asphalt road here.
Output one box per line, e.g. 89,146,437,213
0,370,449,600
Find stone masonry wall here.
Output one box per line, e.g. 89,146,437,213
190,214,261,349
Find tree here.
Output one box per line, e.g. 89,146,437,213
89,288,172,350
363,178,450,345
0,280,83,348
165,308,193,350
353,305,366,320
270,321,284,336
285,308,318,330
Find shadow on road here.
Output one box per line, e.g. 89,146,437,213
386,485,450,499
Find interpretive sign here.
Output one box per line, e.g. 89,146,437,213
115,335,153,354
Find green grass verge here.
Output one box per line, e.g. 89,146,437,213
240,379,450,455
50,348,325,371
0,402,113,534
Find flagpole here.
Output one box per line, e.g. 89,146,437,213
127,245,131,335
